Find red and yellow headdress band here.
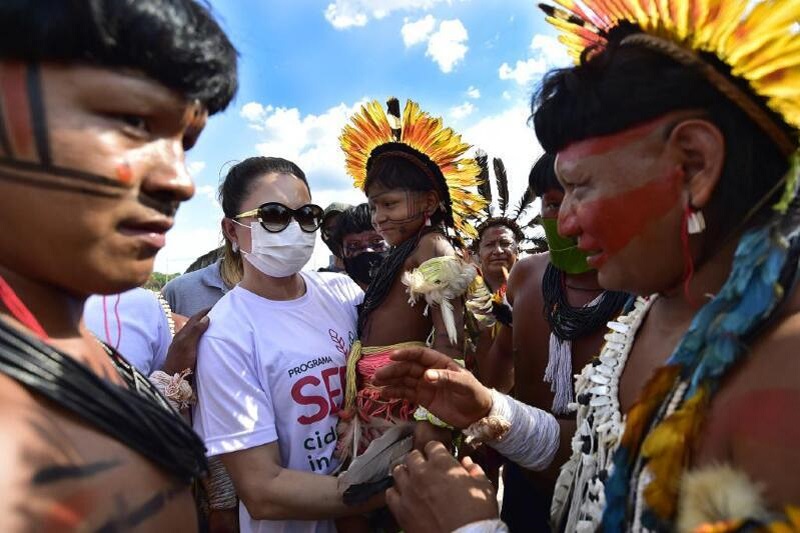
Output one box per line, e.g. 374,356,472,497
340,98,487,239
539,1,800,157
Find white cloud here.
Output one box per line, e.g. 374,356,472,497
426,19,468,73
325,0,457,30
239,99,369,196
187,161,206,177
463,104,543,209
466,86,481,99
401,15,437,47
502,90,512,100
156,227,221,274
499,34,570,87
529,34,570,67
241,102,269,123
449,101,475,120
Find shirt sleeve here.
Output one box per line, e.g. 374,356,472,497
194,331,278,457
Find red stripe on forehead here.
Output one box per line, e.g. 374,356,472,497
558,116,667,163
0,63,35,161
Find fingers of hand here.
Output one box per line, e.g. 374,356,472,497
385,487,401,515
373,361,426,384
424,441,459,469
461,457,487,479
405,449,426,474
392,463,410,492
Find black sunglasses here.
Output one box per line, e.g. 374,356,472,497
234,202,324,233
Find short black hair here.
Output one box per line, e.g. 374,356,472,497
529,153,561,197
474,218,525,251
0,0,238,114
532,30,794,243
331,203,374,258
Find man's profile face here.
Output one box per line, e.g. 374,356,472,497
0,62,205,296
478,225,518,279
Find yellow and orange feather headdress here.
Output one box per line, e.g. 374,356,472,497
340,98,487,239
539,0,800,157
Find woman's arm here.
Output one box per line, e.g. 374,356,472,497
220,442,381,521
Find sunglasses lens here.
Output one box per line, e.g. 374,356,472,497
259,204,291,232
296,205,324,232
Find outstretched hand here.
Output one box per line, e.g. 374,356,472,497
387,441,499,533
373,346,492,429
162,307,210,375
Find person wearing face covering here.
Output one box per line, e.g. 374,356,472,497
193,157,382,533
319,202,352,273
330,204,389,290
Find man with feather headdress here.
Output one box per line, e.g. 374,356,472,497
372,1,800,532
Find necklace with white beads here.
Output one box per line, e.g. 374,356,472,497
550,295,657,533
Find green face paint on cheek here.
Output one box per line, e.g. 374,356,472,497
541,217,592,274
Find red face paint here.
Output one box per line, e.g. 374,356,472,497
115,161,133,185
0,63,34,160
558,117,666,164
571,166,684,269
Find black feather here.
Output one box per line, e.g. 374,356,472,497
343,477,395,506
386,97,401,119
475,149,492,205
512,185,535,222
493,157,509,216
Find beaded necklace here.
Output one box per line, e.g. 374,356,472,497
551,295,656,532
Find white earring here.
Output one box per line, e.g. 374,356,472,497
687,210,706,234
232,242,239,252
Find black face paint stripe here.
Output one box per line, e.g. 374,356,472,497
0,168,123,198
0,96,12,156
94,484,185,532
26,63,51,166
32,459,122,485
0,157,127,189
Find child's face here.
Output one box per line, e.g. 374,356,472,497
366,182,436,246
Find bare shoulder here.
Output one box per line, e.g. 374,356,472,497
410,231,456,265
507,253,549,299
0,374,197,530
0,375,75,529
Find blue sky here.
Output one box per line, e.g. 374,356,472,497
157,0,570,273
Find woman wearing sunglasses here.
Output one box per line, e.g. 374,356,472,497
193,157,379,533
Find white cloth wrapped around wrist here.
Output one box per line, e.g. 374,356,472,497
464,388,560,472
453,519,509,533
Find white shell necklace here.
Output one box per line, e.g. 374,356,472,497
550,295,657,533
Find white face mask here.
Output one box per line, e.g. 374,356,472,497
239,220,316,278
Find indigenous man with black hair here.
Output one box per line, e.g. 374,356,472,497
371,1,800,532
335,98,486,491
469,153,628,532
331,203,390,290
0,0,237,530
463,151,531,378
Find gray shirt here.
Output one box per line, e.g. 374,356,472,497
162,259,230,316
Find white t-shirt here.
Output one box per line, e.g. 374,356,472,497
194,271,363,533
83,287,171,375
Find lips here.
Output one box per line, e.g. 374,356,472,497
118,217,173,250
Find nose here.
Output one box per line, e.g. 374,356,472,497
139,137,195,203
557,194,580,238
